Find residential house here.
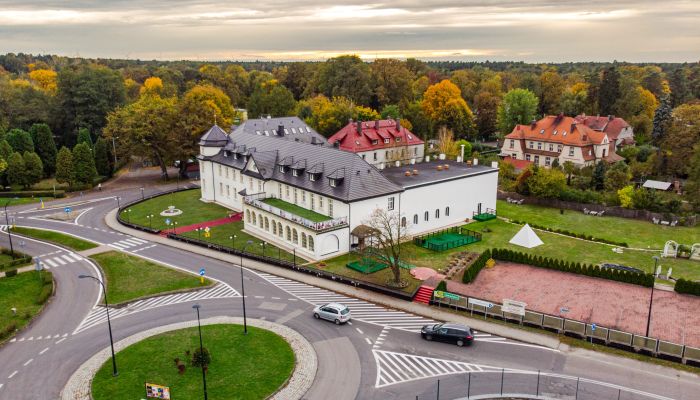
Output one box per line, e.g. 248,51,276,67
575,114,634,150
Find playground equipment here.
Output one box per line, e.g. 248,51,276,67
662,240,678,258
691,243,700,261
413,226,482,252
346,247,416,274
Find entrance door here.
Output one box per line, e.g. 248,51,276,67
477,203,482,214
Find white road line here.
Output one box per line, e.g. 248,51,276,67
55,338,66,344
44,258,58,267
365,338,372,345
23,359,33,367
356,328,364,334
53,257,66,265
39,347,49,355
60,255,75,263
7,371,17,379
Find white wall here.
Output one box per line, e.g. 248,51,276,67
357,144,424,167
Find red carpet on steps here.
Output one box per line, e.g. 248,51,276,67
158,213,242,236
413,286,434,304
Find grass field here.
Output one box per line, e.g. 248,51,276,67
11,227,98,251
262,198,331,222
91,324,295,400
496,200,700,249
90,251,213,305
0,271,53,344
2,197,57,206
120,189,231,230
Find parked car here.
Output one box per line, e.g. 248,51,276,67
313,303,351,325
421,323,474,347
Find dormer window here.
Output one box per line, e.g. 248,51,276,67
540,129,545,134
292,169,299,177
291,127,297,134
264,130,269,136
329,179,337,188
396,137,401,143
372,140,378,145
256,130,261,135
384,138,389,144
284,129,289,135
223,150,228,157
553,130,557,135
279,165,286,173
233,153,238,159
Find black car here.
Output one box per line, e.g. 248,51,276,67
421,323,474,347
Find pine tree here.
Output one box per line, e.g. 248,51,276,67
29,123,57,177
598,66,621,116
6,152,26,187
23,151,43,188
55,146,74,186
0,140,12,161
592,162,607,190
72,142,97,185
76,128,93,149
651,96,672,143
6,129,34,154
669,68,691,107
93,138,111,177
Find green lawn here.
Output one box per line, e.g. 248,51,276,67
180,221,302,263
2,197,56,206
0,271,53,344
91,251,213,305
92,324,295,400
496,200,700,249
0,251,32,273
262,198,331,222
312,254,422,294
11,226,98,251
121,189,232,230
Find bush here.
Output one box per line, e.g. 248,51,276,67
462,249,491,283
4,269,17,277
35,283,53,305
674,279,700,296
0,190,65,198
192,347,211,368
435,280,447,292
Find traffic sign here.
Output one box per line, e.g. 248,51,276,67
468,298,493,309
64,207,72,213
199,268,206,276
35,258,43,271
591,323,597,332
165,218,171,225
502,299,527,316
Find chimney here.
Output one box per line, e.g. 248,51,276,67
332,140,340,148
356,121,362,134
395,118,401,131
374,120,380,130
570,122,576,132
608,115,614,121
277,124,284,136
530,119,537,129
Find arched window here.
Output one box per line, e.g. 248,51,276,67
264,217,270,231
278,222,283,237
401,217,406,227
272,220,277,235
251,212,257,225
292,229,299,244
424,211,429,221
245,210,251,223
445,207,450,216
258,213,264,228
286,226,291,241
308,236,315,251
413,214,418,224
435,209,440,219
301,233,307,248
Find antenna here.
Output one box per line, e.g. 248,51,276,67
214,112,217,125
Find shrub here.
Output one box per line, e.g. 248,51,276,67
4,269,17,277
461,249,492,283
675,279,700,296
435,280,447,292
0,190,66,198
35,284,52,305
192,347,211,368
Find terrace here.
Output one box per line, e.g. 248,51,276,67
244,193,348,232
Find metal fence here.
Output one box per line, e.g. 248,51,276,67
433,294,700,366
411,370,676,400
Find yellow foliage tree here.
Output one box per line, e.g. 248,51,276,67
140,77,164,97
636,86,659,120
421,80,475,137
28,69,58,93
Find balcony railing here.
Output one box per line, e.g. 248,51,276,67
244,193,348,232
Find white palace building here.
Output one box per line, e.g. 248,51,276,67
198,117,498,261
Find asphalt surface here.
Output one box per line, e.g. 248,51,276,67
0,174,698,400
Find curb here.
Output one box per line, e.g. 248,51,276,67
60,317,317,400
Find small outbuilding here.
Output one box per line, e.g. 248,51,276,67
509,224,544,249
642,180,673,191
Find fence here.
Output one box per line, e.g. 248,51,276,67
433,293,700,366
243,194,348,232
413,226,482,252
410,370,676,400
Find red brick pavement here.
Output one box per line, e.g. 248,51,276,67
446,262,700,347
158,213,242,236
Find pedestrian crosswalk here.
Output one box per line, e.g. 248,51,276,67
108,237,151,250
73,283,240,334
37,252,83,269
373,349,502,388
10,333,69,343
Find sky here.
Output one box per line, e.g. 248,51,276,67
0,1,699,62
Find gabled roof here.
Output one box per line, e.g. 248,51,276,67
199,124,229,146
328,119,424,153
574,114,631,141
505,115,607,146
230,116,327,145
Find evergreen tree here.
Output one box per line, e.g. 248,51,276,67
6,128,34,153
651,96,672,143
22,151,43,187
598,67,621,116
55,146,74,185
28,123,57,177
0,140,12,162
76,128,93,149
669,68,691,107
6,152,26,187
592,162,607,191
93,138,111,177
72,142,97,185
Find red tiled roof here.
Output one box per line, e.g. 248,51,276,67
506,115,607,146
574,115,631,141
328,119,424,152
502,156,532,170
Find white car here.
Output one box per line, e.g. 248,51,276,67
313,303,351,325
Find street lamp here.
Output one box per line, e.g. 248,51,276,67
140,187,144,200
229,235,236,249
146,214,154,229
126,209,132,223
4,197,18,256
111,136,119,169
240,240,254,334
78,274,118,376
646,256,660,337
192,304,208,400
260,241,266,256
197,227,203,240
115,196,121,210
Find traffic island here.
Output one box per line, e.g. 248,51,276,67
61,317,317,400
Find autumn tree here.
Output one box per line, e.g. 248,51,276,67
421,80,475,138
527,167,566,198
362,208,410,287
28,69,58,93
315,55,372,105
140,77,165,97
297,95,354,137
370,59,414,108
560,83,588,116
247,80,296,118
436,127,459,158
684,143,700,211
473,91,500,139
660,103,700,176
380,105,401,119
283,63,314,100
497,88,539,134
537,70,565,115
6,128,34,153
598,66,621,116
669,68,691,107
55,146,74,185
604,162,632,191
28,123,57,177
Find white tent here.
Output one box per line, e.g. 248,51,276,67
509,224,544,248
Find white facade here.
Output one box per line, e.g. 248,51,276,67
357,144,425,169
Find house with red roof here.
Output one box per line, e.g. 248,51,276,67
574,114,634,150
328,119,425,168
501,114,623,169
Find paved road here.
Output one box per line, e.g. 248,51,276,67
0,179,698,399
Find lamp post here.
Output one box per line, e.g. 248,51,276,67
192,304,208,400
111,136,119,169
116,196,121,210
140,187,144,200
126,209,132,223
4,198,17,256
229,235,236,249
78,274,118,376
197,227,203,240
146,214,154,229
240,240,253,334
646,256,660,337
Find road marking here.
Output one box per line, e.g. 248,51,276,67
356,328,364,334
39,347,49,355
7,371,17,379
55,338,66,344
23,359,33,367
365,338,373,345
27,337,33,341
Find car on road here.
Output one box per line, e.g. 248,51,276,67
313,303,351,325
421,323,474,346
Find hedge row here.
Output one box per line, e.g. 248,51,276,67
4,269,17,277
0,248,32,271
509,219,628,247
674,279,700,296
0,190,66,198
462,249,492,283
491,248,654,287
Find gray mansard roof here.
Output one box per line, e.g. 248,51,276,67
229,116,327,145
198,124,229,146
201,127,403,202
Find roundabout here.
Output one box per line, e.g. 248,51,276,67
61,317,317,400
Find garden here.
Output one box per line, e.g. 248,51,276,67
10,226,99,251
91,324,295,400
0,270,53,344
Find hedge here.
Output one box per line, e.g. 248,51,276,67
462,249,492,283
0,248,32,270
509,220,628,247
674,278,700,296
0,190,65,198
4,269,17,277
490,248,654,287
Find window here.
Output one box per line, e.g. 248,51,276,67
537,142,542,150
445,207,450,216
279,165,285,173
285,185,290,198
251,213,257,225
258,213,263,228
239,172,243,183
278,222,283,237
248,177,253,190
372,140,378,145
401,217,406,227
258,181,262,192
362,154,366,160
569,147,575,157
302,191,306,203
293,169,299,177
292,229,298,244
435,209,440,218
509,139,514,148
284,128,289,135
588,149,592,156
545,157,551,166
384,138,390,144
328,199,333,217
424,211,429,221
306,127,312,133
272,221,277,235
388,197,395,211
558,145,563,152
234,153,238,159
218,165,222,176
396,137,401,143
528,141,534,149
225,168,229,178
308,236,314,251
264,217,269,231
319,196,324,209
385,151,389,158
549,144,554,151
255,130,261,135
278,184,282,198
373,152,377,161
219,182,223,194
302,233,307,248
413,214,418,224
534,155,540,164
330,179,337,188
264,130,269,136
603,148,607,157
553,130,558,135
525,154,531,161
512,153,517,158
414,147,417,155
309,174,316,182
310,194,315,210
226,185,230,197
291,127,297,134
294,188,298,204
245,210,251,223
286,226,291,241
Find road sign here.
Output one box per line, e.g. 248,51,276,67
145,382,171,399
199,268,206,276
502,299,527,316
591,323,597,332
64,207,72,213
444,292,460,300
35,258,43,271
468,298,493,309
165,218,171,225
433,290,444,298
